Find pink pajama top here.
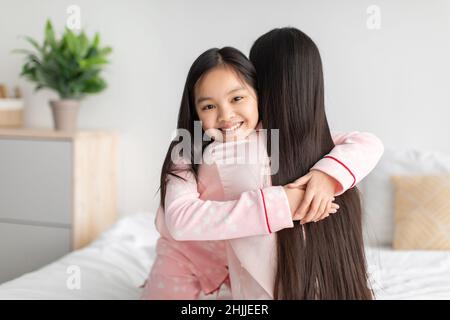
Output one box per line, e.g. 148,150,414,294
154,130,384,296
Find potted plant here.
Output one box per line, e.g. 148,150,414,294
15,20,112,131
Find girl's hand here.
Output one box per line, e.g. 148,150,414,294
286,169,340,224
283,186,306,220
283,185,339,222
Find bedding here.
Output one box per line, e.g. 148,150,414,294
361,147,450,246
0,212,449,299
0,212,156,300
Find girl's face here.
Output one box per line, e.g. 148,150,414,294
194,65,259,142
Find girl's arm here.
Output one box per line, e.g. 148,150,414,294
165,131,383,241
283,131,384,223
310,131,384,195
164,163,294,241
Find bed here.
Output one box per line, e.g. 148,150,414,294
0,211,449,300
0,212,155,300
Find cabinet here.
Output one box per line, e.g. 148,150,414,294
0,128,118,283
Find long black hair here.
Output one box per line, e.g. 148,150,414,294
250,27,373,299
160,47,257,207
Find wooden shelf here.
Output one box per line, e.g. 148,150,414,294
0,127,118,141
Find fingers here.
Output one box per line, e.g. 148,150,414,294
302,199,340,224
300,196,321,224
292,212,302,221
330,205,338,214
315,199,328,222
286,173,312,189
296,189,314,220
317,200,334,221
318,212,330,222
287,184,307,191
325,200,332,216
330,197,339,213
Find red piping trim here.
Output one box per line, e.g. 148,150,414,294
259,189,271,233
324,155,356,188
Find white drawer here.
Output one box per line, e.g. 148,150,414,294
0,222,71,284
0,139,72,225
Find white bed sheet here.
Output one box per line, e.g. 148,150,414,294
366,247,450,299
0,212,449,299
0,212,156,300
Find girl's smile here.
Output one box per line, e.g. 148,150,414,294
219,120,244,135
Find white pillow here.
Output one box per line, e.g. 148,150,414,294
360,147,450,247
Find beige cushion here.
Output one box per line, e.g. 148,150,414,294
391,174,450,250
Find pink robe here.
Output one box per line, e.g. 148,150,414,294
141,130,384,299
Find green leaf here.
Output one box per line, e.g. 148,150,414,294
93,33,100,48
79,56,108,69
79,32,89,57
99,46,112,56
45,20,57,48
65,28,78,55
11,48,34,55
82,76,107,93
23,36,44,55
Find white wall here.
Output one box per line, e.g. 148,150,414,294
1,0,449,217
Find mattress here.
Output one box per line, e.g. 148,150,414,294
0,212,449,299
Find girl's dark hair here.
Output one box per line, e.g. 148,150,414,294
250,27,373,299
160,47,257,207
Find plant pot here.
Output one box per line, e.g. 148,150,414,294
49,99,80,131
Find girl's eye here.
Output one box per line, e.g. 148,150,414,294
233,96,243,102
202,104,215,111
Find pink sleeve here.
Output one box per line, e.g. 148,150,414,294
164,168,293,241
310,131,384,196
